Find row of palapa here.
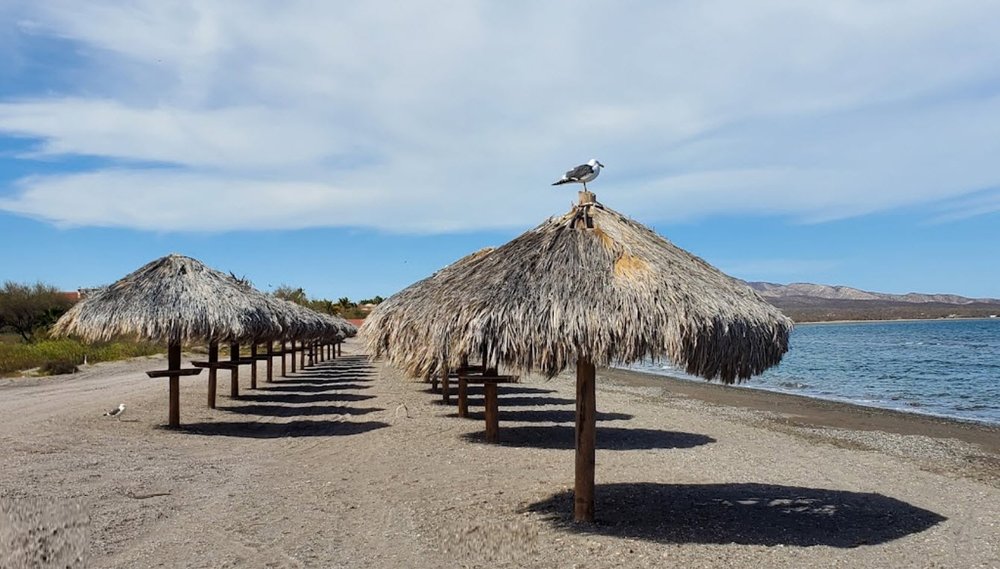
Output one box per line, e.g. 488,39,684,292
52,254,357,426
50,188,791,524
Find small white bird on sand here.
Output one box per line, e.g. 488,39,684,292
552,159,604,191
103,403,126,421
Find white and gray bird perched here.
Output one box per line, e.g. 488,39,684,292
103,403,126,421
552,159,604,191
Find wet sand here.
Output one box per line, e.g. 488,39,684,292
604,367,1000,454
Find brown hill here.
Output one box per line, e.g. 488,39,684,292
744,282,1000,322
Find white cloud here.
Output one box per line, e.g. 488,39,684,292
1,0,1000,232
0,100,359,169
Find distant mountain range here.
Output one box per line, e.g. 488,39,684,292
744,282,1000,322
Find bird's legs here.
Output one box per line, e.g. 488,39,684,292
583,182,588,191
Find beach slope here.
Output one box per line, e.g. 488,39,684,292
1,342,997,568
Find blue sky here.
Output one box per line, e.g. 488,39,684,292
1,1,999,300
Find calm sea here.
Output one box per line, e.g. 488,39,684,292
628,318,1000,425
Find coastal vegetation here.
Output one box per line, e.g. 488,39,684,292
0,336,161,376
0,278,377,376
0,281,74,342
271,284,382,319
0,281,160,375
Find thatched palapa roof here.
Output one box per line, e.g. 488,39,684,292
322,313,357,340
362,198,792,383
53,254,283,344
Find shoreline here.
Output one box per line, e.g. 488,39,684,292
793,316,1000,325
620,364,1000,428
600,366,1000,455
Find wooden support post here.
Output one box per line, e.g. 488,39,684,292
441,367,450,403
574,357,596,523
168,342,181,427
431,375,439,393
281,341,287,377
250,343,258,389
229,342,240,398
457,375,469,418
207,342,218,409
266,343,274,382
290,340,297,373
337,342,342,357
484,382,499,443
300,341,306,368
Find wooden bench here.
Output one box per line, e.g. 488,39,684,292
457,374,519,443
151,343,204,427
146,368,202,378
434,365,486,397
191,360,240,370
192,347,251,402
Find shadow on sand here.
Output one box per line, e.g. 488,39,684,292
458,409,633,423
292,370,377,380
460,385,557,395
238,392,376,404
220,404,384,417
436,396,576,408
526,482,946,547
463,426,715,450
259,383,372,392
166,419,389,438
274,374,375,384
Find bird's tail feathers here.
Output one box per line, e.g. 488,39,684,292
552,179,570,186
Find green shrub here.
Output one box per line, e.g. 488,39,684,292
40,359,79,375
0,339,163,376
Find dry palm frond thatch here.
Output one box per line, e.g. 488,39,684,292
321,313,357,340
52,254,283,344
362,198,791,383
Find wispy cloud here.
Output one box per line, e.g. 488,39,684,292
928,187,1000,223
1,1,999,232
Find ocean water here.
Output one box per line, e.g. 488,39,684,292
628,318,1000,425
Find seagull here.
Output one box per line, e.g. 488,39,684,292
103,403,126,421
552,159,605,191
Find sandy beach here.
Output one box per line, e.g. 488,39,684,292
1,341,998,568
